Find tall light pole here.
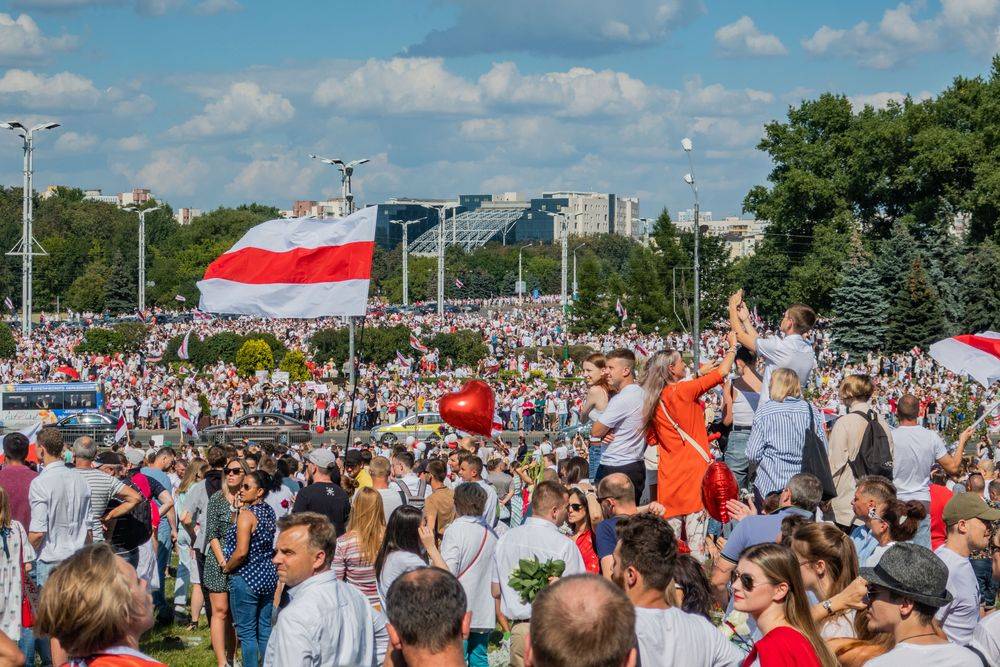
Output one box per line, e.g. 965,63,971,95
545,209,583,319
390,218,423,307
517,243,533,307
132,205,161,312
572,242,587,299
682,137,701,371
435,204,458,317
2,121,58,336
309,154,370,214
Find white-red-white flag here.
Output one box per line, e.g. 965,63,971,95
455,278,464,289
178,331,191,360
18,422,42,445
409,334,429,354
115,410,129,442
178,406,198,439
928,332,1000,387
197,207,377,318
615,298,627,321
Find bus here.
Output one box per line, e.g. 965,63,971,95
0,382,104,430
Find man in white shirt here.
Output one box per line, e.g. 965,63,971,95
862,543,981,666
971,611,1000,665
934,493,1000,645
492,481,586,667
265,512,378,667
591,348,647,504
892,394,967,548
458,454,498,527
612,513,741,667
728,289,816,406
391,451,432,507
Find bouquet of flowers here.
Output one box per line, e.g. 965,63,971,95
508,557,565,603
719,610,754,655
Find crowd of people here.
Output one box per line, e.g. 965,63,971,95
0,288,998,666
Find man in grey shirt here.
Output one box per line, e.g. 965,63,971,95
72,436,141,544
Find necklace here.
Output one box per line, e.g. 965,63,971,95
897,631,939,644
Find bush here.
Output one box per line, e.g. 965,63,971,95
279,349,312,382
311,327,349,366
514,345,596,364
196,331,244,366
236,339,275,377
427,329,488,367
243,331,286,364
112,322,148,352
310,324,409,367
0,323,15,359
76,328,124,355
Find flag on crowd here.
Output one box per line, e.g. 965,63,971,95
911,346,921,356
114,410,129,443
53,364,80,380
178,406,198,439
3,297,12,311
929,331,1000,388
174,294,186,302
491,411,503,439
146,354,162,364
197,206,377,318
455,278,464,289
192,308,212,321
409,334,428,354
396,350,409,366
616,298,627,321
178,331,192,360
19,422,42,445
636,342,649,357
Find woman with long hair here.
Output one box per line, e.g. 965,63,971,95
333,487,386,609
203,457,246,667
731,543,838,667
580,353,614,480
175,458,208,631
644,335,737,559
671,553,714,621
566,487,599,574
221,470,277,667
0,486,34,654
374,505,426,608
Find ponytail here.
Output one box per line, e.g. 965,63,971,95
882,500,927,543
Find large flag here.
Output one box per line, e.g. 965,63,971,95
178,330,192,360
114,409,129,442
197,207,377,318
409,334,429,354
178,406,199,439
19,422,42,445
53,364,80,380
929,332,1000,388
396,350,409,366
615,298,627,321
3,297,12,311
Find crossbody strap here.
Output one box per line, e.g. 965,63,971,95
658,399,711,463
457,529,489,579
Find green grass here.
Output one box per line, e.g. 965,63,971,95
140,564,216,667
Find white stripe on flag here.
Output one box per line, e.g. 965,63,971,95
198,278,370,318
929,335,1000,387
227,208,377,253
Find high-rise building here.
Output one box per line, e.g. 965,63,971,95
174,207,202,226
119,188,152,207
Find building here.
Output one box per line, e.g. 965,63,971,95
119,188,151,207
174,207,202,226
675,213,769,259
83,188,120,205
677,208,713,224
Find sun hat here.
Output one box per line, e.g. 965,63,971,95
859,542,953,608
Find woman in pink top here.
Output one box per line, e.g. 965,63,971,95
332,488,385,609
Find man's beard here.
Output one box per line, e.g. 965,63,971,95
611,567,625,591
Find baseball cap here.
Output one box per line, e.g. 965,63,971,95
444,434,458,444
405,436,416,446
307,448,337,469
123,447,146,466
942,493,1000,525
344,449,363,467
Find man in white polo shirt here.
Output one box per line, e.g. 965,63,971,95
591,348,647,504
728,289,816,406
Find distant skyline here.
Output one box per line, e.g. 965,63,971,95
0,1,997,218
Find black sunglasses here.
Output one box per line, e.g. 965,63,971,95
731,571,763,592
225,467,244,475
568,503,585,511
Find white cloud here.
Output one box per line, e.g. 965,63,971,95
193,0,241,15
226,153,318,199
54,131,96,152
0,13,77,65
128,148,211,197
848,90,933,111
109,134,149,151
110,91,156,117
169,82,294,138
689,117,764,148
0,69,100,109
715,16,787,57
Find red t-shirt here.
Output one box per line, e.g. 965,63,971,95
575,529,600,574
0,463,39,528
930,483,953,550
742,626,822,667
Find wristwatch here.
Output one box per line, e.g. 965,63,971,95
822,600,834,616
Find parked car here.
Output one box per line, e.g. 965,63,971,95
200,412,312,446
370,412,447,444
53,412,132,445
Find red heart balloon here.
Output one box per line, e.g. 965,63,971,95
439,380,495,437
701,460,739,523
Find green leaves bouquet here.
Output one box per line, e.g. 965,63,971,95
508,557,566,603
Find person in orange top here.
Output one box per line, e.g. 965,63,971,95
643,332,737,560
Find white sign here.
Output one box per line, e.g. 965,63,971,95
271,371,290,385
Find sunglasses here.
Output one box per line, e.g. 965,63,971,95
568,503,585,511
241,484,256,491
730,571,768,592
862,586,895,606
225,467,244,475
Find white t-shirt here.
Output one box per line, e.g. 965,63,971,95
634,607,742,667
756,333,816,406
865,641,982,666
377,550,426,608
376,487,404,523
971,610,1000,665
595,383,647,466
892,426,948,502
934,545,980,645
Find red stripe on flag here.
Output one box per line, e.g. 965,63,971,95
203,242,375,285
954,335,1000,360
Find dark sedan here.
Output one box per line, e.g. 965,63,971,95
200,412,312,446
53,412,131,445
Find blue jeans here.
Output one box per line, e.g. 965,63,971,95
229,573,273,667
588,444,603,481
34,559,61,667
464,631,490,667
724,429,751,492
972,558,997,608
153,535,171,618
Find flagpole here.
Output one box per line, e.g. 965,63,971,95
344,315,368,450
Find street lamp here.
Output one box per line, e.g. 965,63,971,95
434,203,459,317
517,243,533,307
544,209,584,318
308,154,370,214
390,217,424,307
130,205,161,312
1,121,59,336
572,242,588,299
682,136,701,371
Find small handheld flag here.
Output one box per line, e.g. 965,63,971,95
178,331,192,360
615,298,627,321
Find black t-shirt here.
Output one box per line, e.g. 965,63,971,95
291,482,350,536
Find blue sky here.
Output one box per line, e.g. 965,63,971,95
0,0,997,219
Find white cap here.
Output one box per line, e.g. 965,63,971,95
444,433,458,444
405,436,416,445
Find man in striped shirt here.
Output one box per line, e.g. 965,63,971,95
71,437,142,549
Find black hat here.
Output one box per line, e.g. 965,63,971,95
95,451,121,466
344,449,363,467
860,543,953,608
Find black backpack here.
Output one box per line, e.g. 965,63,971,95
800,403,837,501
848,410,894,481
107,478,153,551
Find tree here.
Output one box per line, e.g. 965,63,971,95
279,350,312,382
830,242,888,358
236,339,275,376
427,330,489,367
570,255,611,333
887,257,948,351
963,239,1000,332
104,251,134,314
0,322,15,359
66,260,110,313
622,245,667,332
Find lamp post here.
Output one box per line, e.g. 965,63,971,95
543,209,584,319
2,121,59,336
309,154,370,214
572,242,587,299
131,205,161,312
682,137,701,371
436,204,458,317
517,243,533,307
390,218,424,307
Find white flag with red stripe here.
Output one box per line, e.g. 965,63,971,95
115,409,129,442
615,298,627,321
929,332,1000,387
197,207,377,318
178,406,199,439
409,334,429,354
178,330,192,360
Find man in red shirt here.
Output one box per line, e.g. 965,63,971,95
0,432,37,528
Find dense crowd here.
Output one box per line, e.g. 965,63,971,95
0,289,998,667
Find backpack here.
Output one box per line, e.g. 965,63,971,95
107,477,154,552
800,403,837,502
394,477,427,510
848,410,893,481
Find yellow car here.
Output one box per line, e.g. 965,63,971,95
370,412,447,443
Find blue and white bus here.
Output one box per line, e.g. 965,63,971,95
0,382,104,430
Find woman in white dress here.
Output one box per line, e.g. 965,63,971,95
0,486,35,646
579,353,613,481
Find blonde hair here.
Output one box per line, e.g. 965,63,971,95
347,487,387,564
839,375,874,404
0,486,9,529
769,368,802,402
369,456,391,480
177,458,208,494
34,543,141,658
640,349,679,428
